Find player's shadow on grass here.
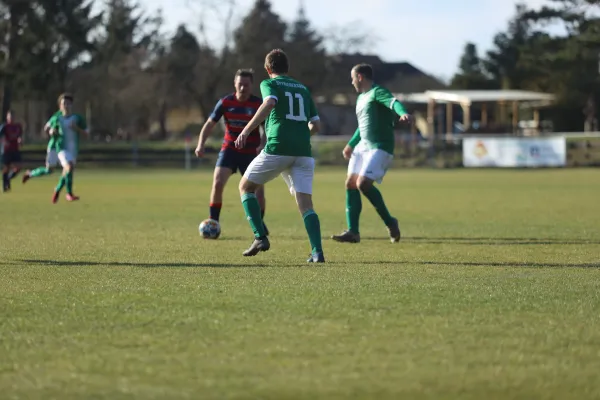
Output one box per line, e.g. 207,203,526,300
359,236,600,245
17,259,272,268
205,236,249,241
371,260,600,268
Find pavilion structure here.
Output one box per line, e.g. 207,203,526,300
394,90,556,138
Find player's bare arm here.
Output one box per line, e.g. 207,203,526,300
235,98,276,149
343,128,361,160
308,119,321,136
399,114,412,123
257,124,266,153
195,119,217,157
44,124,56,137
342,145,353,160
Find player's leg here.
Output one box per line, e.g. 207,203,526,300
1,160,8,192
209,167,232,221
7,152,21,182
3,161,12,191
3,153,15,190
331,151,362,243
284,157,324,262
23,150,56,183
356,149,399,242
255,185,269,235
53,168,67,203
53,151,75,203
239,152,269,235
57,150,78,201
239,153,289,256
209,149,235,221
65,160,78,201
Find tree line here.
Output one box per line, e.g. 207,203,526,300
0,0,371,139
451,0,600,131
3,0,598,138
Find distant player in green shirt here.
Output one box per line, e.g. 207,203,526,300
331,64,411,244
234,49,324,262
22,93,88,203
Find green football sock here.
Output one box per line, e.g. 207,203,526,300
55,174,66,193
362,185,395,226
30,167,52,178
66,171,73,194
241,192,266,238
303,209,323,255
346,189,362,234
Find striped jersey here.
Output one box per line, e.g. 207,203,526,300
0,122,23,153
209,93,262,154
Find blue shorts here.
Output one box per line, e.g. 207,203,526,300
2,151,21,165
215,147,257,175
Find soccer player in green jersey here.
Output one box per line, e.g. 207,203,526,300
234,49,325,263
22,93,88,203
331,63,411,244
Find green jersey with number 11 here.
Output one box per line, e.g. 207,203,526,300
260,76,319,157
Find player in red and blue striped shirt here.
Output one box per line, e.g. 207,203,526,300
195,69,269,235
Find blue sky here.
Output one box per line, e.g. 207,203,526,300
138,0,551,81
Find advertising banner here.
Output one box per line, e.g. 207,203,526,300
463,137,566,167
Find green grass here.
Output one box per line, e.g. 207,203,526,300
1,168,600,399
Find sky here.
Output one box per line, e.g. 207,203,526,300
138,0,552,81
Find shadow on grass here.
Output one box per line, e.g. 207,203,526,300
355,236,600,245
200,236,249,241
191,234,600,246
16,259,600,269
369,260,600,269
16,259,274,268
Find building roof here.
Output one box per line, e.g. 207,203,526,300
394,92,442,104
395,90,555,106
326,53,447,93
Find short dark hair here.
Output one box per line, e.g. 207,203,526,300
353,63,374,80
264,49,289,74
235,69,254,82
58,92,74,106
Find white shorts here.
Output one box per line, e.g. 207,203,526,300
348,145,393,184
46,149,76,168
244,151,315,195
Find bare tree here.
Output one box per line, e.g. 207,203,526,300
322,21,378,55
186,0,237,48
184,0,238,120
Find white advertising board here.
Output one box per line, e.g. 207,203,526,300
463,137,566,167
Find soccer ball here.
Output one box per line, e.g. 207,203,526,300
199,218,221,239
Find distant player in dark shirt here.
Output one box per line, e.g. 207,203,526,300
195,69,269,235
1,110,23,192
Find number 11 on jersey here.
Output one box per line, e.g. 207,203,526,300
284,91,307,122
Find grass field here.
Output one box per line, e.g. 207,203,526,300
1,168,600,399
